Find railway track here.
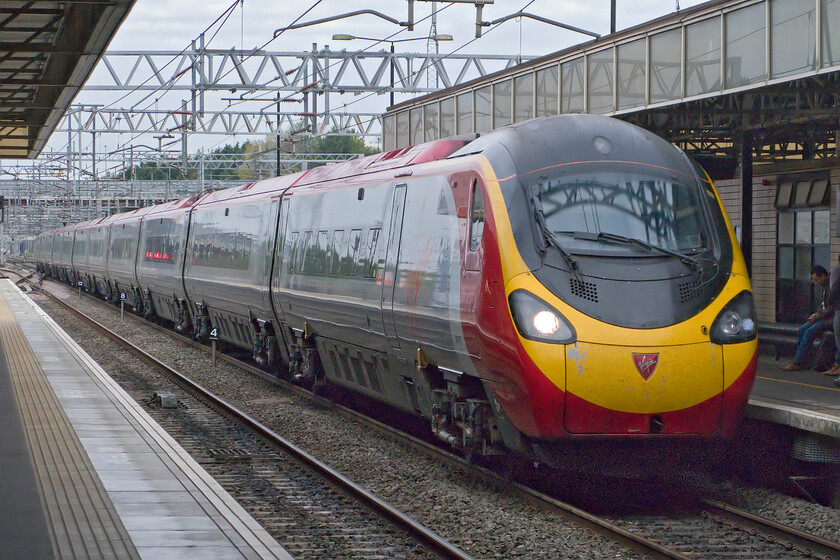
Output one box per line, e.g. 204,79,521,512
18,269,840,560
22,275,472,560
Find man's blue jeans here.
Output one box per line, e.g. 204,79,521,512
793,320,828,366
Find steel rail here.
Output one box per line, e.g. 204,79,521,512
702,499,840,560
33,282,477,560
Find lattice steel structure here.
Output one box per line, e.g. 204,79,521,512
58,46,534,138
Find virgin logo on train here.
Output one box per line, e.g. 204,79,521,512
632,353,659,380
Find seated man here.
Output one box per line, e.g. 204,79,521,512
783,265,833,371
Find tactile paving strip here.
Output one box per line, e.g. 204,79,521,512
0,291,140,559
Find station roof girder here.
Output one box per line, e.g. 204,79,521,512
0,0,135,159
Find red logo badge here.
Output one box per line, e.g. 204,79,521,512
632,353,659,380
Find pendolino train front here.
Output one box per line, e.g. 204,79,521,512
36,114,759,471
446,114,758,467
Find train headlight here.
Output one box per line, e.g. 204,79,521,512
710,291,757,344
509,290,576,344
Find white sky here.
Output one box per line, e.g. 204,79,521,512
46,0,710,157
107,0,707,54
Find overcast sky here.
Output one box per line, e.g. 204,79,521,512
51,0,710,157
107,0,708,55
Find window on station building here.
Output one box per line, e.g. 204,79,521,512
410,107,424,146
686,16,721,96
513,74,534,122
475,86,492,132
396,111,409,148
561,57,585,113
821,0,840,68
771,0,816,79
587,49,614,114
456,92,473,134
617,39,646,110
725,4,766,88
650,29,682,102
440,97,455,138
775,176,831,323
382,115,396,151
424,102,439,141
535,65,559,117
493,79,512,128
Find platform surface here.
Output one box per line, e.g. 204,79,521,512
750,353,840,439
0,279,291,560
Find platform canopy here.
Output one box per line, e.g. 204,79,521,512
0,0,135,159
383,0,840,171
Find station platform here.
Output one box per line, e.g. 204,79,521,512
0,279,291,560
749,353,840,458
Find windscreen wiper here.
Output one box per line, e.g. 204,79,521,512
563,230,700,271
530,196,582,280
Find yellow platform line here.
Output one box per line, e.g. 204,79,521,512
0,287,140,560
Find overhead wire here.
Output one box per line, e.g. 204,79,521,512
225,0,538,153
51,0,541,179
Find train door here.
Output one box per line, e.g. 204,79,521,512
381,184,406,349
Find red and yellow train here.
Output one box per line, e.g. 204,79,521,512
36,114,758,471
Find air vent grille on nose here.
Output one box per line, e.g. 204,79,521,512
570,278,598,302
679,279,705,303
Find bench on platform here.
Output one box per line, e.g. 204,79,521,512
758,321,835,365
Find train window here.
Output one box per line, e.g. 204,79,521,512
302,231,327,274
469,182,485,252
299,231,312,272
317,231,330,274
330,230,347,276
346,229,362,276
192,231,252,270
143,235,178,264
363,228,381,278
286,231,299,272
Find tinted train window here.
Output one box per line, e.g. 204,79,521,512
469,181,485,252
364,228,381,278
345,229,363,276
299,232,312,272
286,231,299,272
109,237,137,261
143,235,179,264
74,239,87,260
533,163,707,253
192,231,252,270
330,230,346,276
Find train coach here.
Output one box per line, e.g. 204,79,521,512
38,114,758,470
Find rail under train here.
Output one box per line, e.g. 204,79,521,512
35,114,758,471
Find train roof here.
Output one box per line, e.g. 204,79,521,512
192,173,301,206
105,204,156,226
141,196,200,218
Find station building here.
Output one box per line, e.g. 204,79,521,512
382,0,840,326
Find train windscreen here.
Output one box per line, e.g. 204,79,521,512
532,162,709,255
